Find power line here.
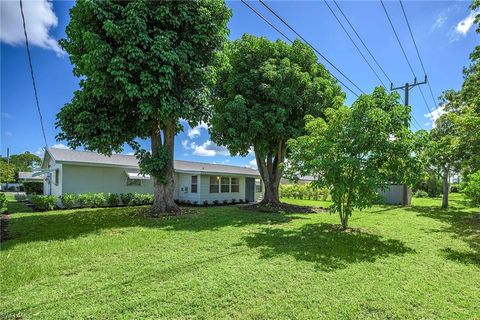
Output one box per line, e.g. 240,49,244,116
380,0,416,78
257,0,365,96
332,0,394,85
399,0,438,111
19,0,48,149
323,0,387,88
240,0,293,43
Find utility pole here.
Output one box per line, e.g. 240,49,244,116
391,75,428,206
6,148,10,191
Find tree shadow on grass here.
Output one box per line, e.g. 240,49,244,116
406,205,479,267
242,223,414,271
0,206,300,250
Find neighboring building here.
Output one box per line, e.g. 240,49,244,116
377,184,412,205
18,172,44,182
40,148,263,204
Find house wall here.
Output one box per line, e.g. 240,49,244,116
377,184,412,205
62,164,154,195
175,173,201,203
198,175,263,204
43,155,63,196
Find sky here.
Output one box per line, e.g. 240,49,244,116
1,0,478,169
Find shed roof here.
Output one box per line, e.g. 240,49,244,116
46,148,260,176
18,171,44,180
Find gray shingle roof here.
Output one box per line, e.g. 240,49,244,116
47,148,260,176
18,172,44,180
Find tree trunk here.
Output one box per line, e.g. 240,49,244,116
340,212,348,230
150,120,180,216
255,141,286,207
402,184,409,206
442,168,449,209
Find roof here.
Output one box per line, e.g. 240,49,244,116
18,172,44,180
46,148,260,176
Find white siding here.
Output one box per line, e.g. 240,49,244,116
175,173,201,204
199,175,247,204
43,155,62,196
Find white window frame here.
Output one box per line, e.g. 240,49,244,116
221,177,230,193
255,178,262,193
231,177,240,193
210,176,219,193
191,176,198,193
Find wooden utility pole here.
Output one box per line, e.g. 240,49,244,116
391,75,428,206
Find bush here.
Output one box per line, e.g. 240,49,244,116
223,199,228,205
231,198,236,204
31,195,56,211
23,181,43,195
450,183,461,193
463,171,480,206
279,183,329,201
415,190,428,198
203,200,209,206
106,193,121,207
213,200,219,205
131,193,154,206
14,194,27,202
120,193,134,206
60,193,77,209
0,193,7,213
413,173,442,197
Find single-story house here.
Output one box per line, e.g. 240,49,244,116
18,171,44,182
40,148,264,204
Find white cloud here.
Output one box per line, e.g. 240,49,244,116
1,112,12,119
424,105,446,127
0,0,64,55
4,131,13,137
454,10,478,36
191,140,230,157
245,159,257,170
187,122,209,139
181,139,190,149
432,12,448,30
51,143,69,149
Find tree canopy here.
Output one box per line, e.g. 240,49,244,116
210,35,344,206
56,0,231,214
287,87,423,229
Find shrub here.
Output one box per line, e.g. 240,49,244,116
77,193,94,208
14,194,27,202
106,193,121,207
239,199,243,203
413,173,442,197
120,193,134,206
463,171,480,206
31,195,56,211
131,193,153,206
415,190,428,198
203,200,209,206
91,193,106,207
193,201,198,206
213,200,219,205
223,199,228,205
0,193,7,212
450,183,461,193
23,181,43,195
279,183,329,201
231,198,236,204
60,193,77,209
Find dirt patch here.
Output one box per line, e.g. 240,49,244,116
0,213,11,242
238,202,328,214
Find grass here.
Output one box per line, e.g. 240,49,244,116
0,193,479,319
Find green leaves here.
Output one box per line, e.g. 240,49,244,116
210,35,344,157
56,0,231,174
287,87,418,228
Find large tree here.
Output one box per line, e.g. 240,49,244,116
286,88,421,229
210,35,344,207
56,0,230,215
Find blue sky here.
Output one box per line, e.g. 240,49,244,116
1,1,478,168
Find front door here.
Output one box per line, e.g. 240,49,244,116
245,177,255,203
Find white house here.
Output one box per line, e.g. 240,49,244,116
40,148,263,204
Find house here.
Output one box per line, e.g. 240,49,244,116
40,148,263,204
18,172,44,182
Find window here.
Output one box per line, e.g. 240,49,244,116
210,176,219,193
126,178,141,186
191,176,198,193
231,177,239,192
255,178,262,193
221,177,230,193
54,169,59,186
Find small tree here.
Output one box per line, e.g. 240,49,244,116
56,1,231,215
210,35,344,207
428,113,461,208
287,87,417,229
0,162,16,184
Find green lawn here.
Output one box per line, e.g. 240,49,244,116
1,194,479,319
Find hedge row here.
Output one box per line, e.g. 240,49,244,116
0,193,7,213
279,184,329,201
